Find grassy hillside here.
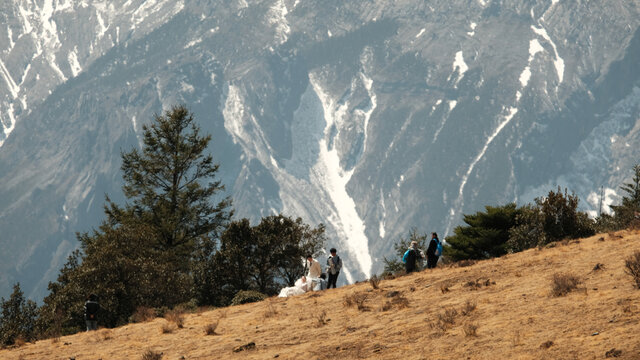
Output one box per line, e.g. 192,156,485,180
2,231,639,359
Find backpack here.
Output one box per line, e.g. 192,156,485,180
405,249,417,265
434,239,443,257
332,255,342,271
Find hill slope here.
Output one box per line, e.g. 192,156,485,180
2,231,640,359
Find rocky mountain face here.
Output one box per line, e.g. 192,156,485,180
1,0,639,301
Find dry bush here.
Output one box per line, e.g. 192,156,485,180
161,323,175,334
456,259,476,268
316,310,328,327
391,295,410,309
605,348,623,358
164,310,184,328
97,329,112,341
540,341,554,349
263,302,278,319
551,272,581,297
13,337,26,347
624,251,640,289
431,307,458,334
460,300,477,316
344,293,369,311
369,275,381,289
440,282,451,294
131,307,156,323
204,321,219,335
463,322,478,337
380,301,393,312
464,278,495,290
142,349,163,360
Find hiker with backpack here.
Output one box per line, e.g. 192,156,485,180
426,232,443,268
84,293,100,331
402,241,425,273
326,248,343,288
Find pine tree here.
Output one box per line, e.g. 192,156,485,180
0,283,37,346
445,204,519,261
611,164,640,227
107,105,232,255
40,106,232,333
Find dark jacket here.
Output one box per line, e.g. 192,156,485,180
427,238,440,258
84,300,99,321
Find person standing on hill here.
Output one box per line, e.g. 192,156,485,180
326,248,343,288
402,241,424,273
84,294,100,331
426,232,442,269
306,255,323,279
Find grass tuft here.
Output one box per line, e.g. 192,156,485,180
164,310,184,329
369,275,381,290
551,273,581,297
131,307,156,323
204,321,219,336
141,349,163,360
624,251,640,289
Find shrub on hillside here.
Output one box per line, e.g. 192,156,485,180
230,290,267,306
141,349,163,360
445,204,519,261
0,283,38,346
610,164,640,228
130,307,156,323
624,251,640,289
551,273,581,297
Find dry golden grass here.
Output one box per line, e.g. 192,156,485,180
2,231,640,359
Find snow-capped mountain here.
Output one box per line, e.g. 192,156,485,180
1,0,639,301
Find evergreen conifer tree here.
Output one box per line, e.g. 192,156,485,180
611,164,640,227
107,105,232,256
0,283,37,346
40,106,232,333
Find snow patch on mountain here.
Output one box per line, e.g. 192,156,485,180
0,59,19,98
467,22,477,36
531,25,564,84
68,48,82,77
309,74,373,278
519,39,543,87
452,51,468,85
268,0,291,44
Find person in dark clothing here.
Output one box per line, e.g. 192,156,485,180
426,232,441,269
402,241,424,273
84,294,100,331
326,248,343,289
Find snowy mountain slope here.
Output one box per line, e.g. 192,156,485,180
0,0,639,300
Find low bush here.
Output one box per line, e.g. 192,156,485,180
551,273,581,297
230,290,267,306
344,293,369,311
130,307,156,323
463,322,478,337
141,349,163,360
160,323,175,334
369,275,381,290
204,321,219,335
624,251,640,289
164,310,184,328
